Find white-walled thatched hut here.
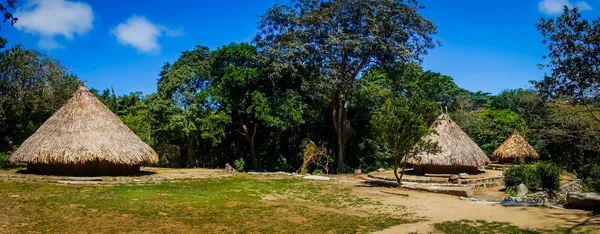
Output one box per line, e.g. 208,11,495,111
10,85,158,176
407,113,490,174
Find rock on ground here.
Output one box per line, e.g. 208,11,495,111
568,192,600,210
303,175,335,181
517,183,528,197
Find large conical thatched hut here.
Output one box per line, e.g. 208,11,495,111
491,131,539,164
10,85,158,176
407,113,490,174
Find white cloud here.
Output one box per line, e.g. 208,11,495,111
14,0,94,50
575,1,592,10
112,15,182,53
538,0,592,15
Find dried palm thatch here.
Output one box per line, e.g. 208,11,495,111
407,114,490,171
10,85,158,167
491,131,539,164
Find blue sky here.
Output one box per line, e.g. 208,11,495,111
2,0,596,96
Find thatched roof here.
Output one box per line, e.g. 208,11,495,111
10,85,158,165
407,113,490,167
491,131,539,161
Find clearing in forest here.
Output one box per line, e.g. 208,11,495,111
0,175,598,233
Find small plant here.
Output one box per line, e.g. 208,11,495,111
0,153,10,169
311,169,322,175
504,187,517,197
297,139,331,174
234,158,245,172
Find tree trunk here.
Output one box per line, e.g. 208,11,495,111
250,137,258,171
398,156,409,185
393,155,409,186
333,98,348,173
179,142,188,168
187,129,197,167
584,103,600,123
393,154,401,185
242,120,259,171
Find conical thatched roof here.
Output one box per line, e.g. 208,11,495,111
407,113,490,167
10,85,158,165
491,131,539,162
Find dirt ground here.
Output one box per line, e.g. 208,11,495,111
304,173,599,233
348,184,599,233
472,186,510,201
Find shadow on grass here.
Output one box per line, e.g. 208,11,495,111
15,169,157,177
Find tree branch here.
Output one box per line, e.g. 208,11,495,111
584,104,600,123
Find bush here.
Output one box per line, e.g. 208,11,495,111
0,153,10,169
535,162,561,190
234,158,245,172
504,165,539,191
503,162,561,191
580,163,600,192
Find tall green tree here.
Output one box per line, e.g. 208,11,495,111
536,7,600,122
0,45,79,152
156,46,216,167
209,43,305,170
256,0,438,172
0,0,17,49
371,95,437,184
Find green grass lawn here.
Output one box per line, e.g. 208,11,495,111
0,175,411,233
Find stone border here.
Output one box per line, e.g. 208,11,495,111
367,173,504,189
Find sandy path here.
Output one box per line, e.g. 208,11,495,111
351,186,599,234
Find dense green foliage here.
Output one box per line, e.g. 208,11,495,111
504,164,540,191
504,162,561,191
535,7,600,108
0,0,17,49
458,109,526,154
0,3,598,191
536,162,561,191
579,163,600,192
0,45,80,152
0,152,9,169
255,0,438,172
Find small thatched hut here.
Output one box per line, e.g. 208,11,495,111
491,131,539,164
10,85,158,176
407,113,490,174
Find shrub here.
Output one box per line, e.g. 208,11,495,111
504,187,517,196
504,165,539,191
503,162,562,191
580,163,600,192
534,162,561,190
311,169,322,175
234,158,245,172
0,153,10,169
